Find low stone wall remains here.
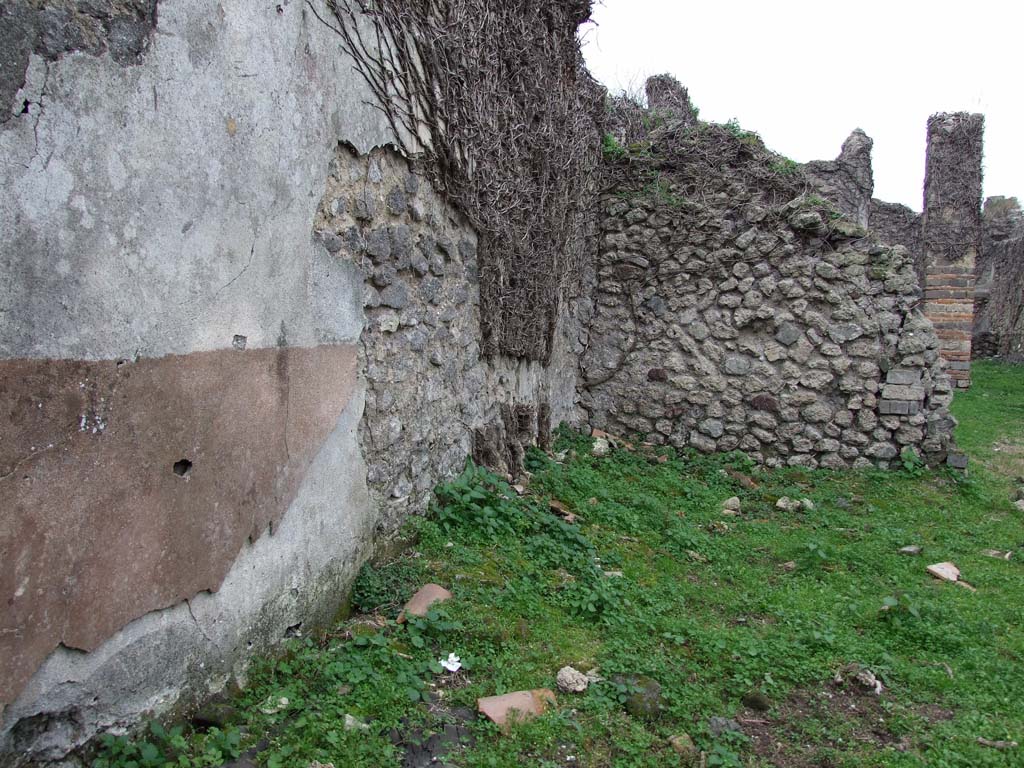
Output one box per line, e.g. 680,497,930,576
581,109,958,469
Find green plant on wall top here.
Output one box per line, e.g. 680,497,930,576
770,157,800,176
648,177,686,207
601,132,627,161
723,117,760,145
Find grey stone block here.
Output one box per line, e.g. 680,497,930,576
881,384,925,401
885,368,921,386
774,322,803,346
946,453,969,469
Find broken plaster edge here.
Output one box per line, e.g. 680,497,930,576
0,381,374,765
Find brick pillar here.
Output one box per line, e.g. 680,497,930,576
921,112,984,388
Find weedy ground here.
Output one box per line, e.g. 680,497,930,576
95,361,1024,768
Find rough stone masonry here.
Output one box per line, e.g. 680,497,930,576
808,112,987,387
973,196,1024,361
582,80,958,470
312,143,584,538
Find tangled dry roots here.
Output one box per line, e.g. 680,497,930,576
328,0,603,362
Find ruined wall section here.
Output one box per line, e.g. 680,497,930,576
329,0,602,364
869,199,923,277
803,129,875,229
581,117,958,470
315,147,482,534
921,112,984,387
974,197,1024,360
312,146,583,536
644,74,699,128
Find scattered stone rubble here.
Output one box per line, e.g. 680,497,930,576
927,562,975,591
555,666,590,693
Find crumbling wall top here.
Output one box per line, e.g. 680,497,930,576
803,129,874,228
644,74,699,128
983,196,1023,242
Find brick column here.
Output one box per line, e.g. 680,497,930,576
921,112,984,388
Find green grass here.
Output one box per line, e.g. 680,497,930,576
952,360,1024,483
94,363,1024,767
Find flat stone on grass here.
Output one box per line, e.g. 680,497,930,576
398,584,452,622
477,689,556,729
927,562,976,591
927,562,960,582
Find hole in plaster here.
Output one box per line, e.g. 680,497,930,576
21,100,30,115
173,459,193,478
232,334,247,350
284,623,303,638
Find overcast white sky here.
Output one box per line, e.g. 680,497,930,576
582,0,1022,212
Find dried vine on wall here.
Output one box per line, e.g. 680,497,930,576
327,0,603,362
922,112,985,266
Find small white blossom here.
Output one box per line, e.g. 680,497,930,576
440,652,462,672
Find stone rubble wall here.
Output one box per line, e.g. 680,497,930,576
825,118,1019,370
644,74,699,128
582,115,958,469
869,199,924,279
313,145,583,537
803,129,875,229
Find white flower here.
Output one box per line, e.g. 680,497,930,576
440,652,462,672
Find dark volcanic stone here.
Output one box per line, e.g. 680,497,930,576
613,674,664,720
647,368,669,382
750,393,780,413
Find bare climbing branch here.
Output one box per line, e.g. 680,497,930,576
326,0,603,362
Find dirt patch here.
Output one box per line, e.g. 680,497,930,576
914,703,955,723
989,440,1024,481
741,683,904,767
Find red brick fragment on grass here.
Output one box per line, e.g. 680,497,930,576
397,584,452,623
477,689,556,729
